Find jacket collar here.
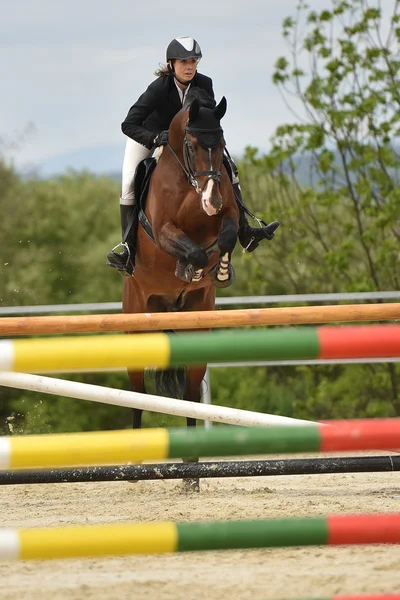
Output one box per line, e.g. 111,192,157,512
169,71,198,109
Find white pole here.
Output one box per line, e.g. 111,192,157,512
0,372,317,428
201,368,212,429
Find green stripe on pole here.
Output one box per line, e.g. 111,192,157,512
168,425,321,459
168,328,320,365
177,518,329,552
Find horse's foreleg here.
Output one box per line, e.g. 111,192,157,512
209,211,238,288
128,369,145,429
176,287,216,493
127,369,145,485
133,408,143,429
157,223,209,283
181,365,206,493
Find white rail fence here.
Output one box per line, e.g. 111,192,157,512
1,291,400,316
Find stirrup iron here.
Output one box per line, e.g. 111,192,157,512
106,242,134,277
110,241,130,257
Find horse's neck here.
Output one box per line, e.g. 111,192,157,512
157,149,189,197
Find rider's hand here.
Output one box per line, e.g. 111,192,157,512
154,130,169,147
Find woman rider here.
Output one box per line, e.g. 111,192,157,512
106,36,280,277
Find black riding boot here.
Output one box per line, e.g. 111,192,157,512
106,203,138,277
234,183,280,253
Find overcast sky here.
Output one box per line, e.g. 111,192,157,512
0,0,391,175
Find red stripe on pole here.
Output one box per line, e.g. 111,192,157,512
318,325,400,359
335,596,400,600
320,419,400,452
328,514,400,545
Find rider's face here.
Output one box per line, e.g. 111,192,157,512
173,58,199,83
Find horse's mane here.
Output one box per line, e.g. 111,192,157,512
183,88,216,110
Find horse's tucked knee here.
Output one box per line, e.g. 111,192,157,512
187,247,209,268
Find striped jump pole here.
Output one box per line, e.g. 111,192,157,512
1,514,400,560
1,303,399,336
1,419,400,470
0,325,399,373
0,372,316,428
281,597,400,600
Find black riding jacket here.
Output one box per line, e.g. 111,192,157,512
121,72,214,150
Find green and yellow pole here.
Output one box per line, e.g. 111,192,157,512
1,419,400,470
0,514,399,560
0,325,399,373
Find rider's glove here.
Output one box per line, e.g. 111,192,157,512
154,130,169,147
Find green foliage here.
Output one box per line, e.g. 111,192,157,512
1,169,123,307
211,363,400,421
214,0,400,421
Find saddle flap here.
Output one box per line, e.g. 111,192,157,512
134,157,157,243
134,157,157,211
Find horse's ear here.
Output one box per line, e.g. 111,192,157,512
214,96,227,121
188,98,200,122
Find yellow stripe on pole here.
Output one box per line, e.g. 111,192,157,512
9,429,170,469
19,522,178,560
11,333,170,372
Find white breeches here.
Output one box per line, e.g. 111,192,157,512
121,138,153,205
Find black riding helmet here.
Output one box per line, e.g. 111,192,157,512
166,37,202,62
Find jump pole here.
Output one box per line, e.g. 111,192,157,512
1,303,399,336
0,325,399,373
1,514,400,560
1,455,399,484
0,372,315,428
281,596,400,600
1,419,400,469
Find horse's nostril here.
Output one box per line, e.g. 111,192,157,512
212,198,223,211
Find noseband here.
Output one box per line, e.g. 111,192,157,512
168,121,224,194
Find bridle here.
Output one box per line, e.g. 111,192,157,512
167,121,224,194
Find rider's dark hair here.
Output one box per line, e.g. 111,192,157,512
154,63,171,77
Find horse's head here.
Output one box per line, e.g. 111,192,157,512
170,90,227,216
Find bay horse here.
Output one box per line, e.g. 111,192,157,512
122,89,239,491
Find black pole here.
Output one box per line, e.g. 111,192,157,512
0,455,399,485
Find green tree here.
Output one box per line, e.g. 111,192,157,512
218,0,400,416
268,0,400,293
1,170,122,307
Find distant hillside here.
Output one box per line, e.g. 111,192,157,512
35,143,126,178
33,143,400,189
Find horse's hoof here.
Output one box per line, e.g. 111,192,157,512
180,478,200,493
209,263,235,288
175,260,204,283
175,259,189,281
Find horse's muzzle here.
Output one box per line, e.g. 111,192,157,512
201,195,222,216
